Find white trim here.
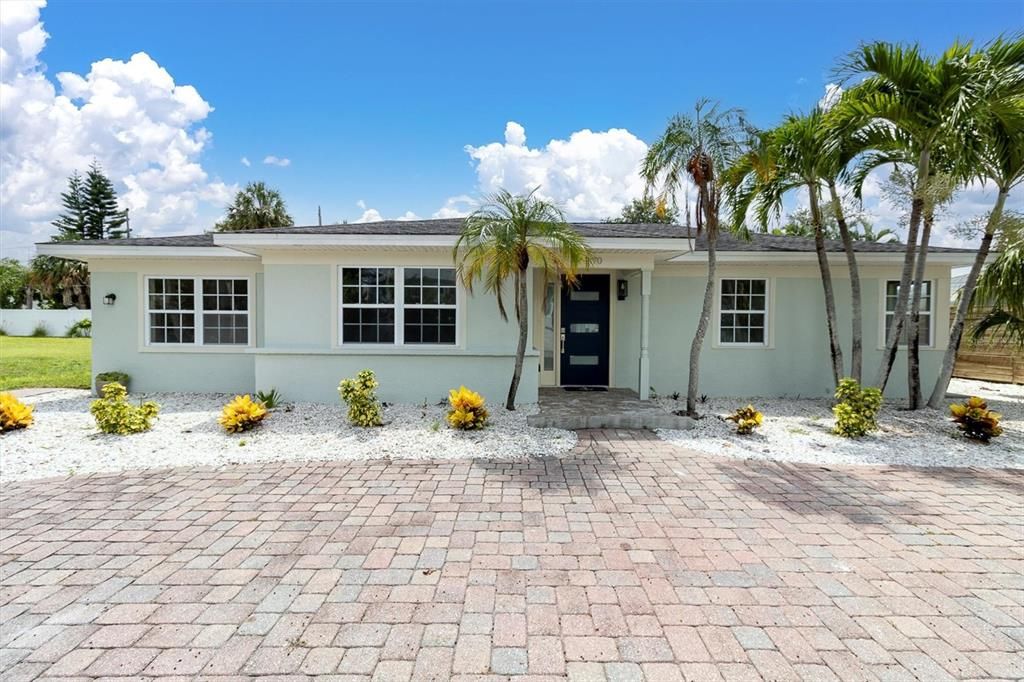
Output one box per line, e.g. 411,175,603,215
667,251,976,265
37,244,254,259
336,265,464,349
213,232,691,253
711,277,775,349
878,278,937,350
141,275,255,351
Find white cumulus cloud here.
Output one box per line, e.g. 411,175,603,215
351,200,420,223
455,120,653,221
263,155,290,167
0,1,233,260
240,156,251,167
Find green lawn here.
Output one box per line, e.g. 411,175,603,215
0,336,92,390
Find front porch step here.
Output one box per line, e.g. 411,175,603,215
527,411,695,431
529,388,695,431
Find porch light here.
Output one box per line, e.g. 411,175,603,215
617,279,628,301
103,293,117,306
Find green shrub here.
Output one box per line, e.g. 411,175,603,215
66,318,92,338
30,322,49,337
90,382,159,434
832,378,883,438
0,325,8,336
255,388,283,409
338,370,383,427
950,396,1003,442
726,404,763,435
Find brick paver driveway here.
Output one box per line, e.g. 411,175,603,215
2,431,1022,681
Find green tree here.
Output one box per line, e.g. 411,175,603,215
0,258,29,309
835,37,1023,392
52,171,89,241
968,235,1024,348
454,189,593,410
728,109,847,386
215,181,294,231
84,161,127,239
642,99,746,415
607,196,679,224
28,256,89,309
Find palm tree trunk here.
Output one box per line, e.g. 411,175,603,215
505,268,530,411
686,229,716,415
928,187,1008,408
829,181,862,383
809,185,844,386
906,203,934,409
875,150,930,390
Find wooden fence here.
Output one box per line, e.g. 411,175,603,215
951,308,1024,384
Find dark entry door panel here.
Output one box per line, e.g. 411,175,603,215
560,274,610,386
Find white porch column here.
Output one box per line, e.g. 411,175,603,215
639,269,652,400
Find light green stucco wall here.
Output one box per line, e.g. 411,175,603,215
90,270,256,394
643,272,945,399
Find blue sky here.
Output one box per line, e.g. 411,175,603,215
0,0,1019,258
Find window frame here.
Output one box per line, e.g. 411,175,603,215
143,275,254,349
337,265,462,348
713,277,772,348
880,279,936,349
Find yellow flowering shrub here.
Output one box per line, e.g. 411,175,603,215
950,396,1002,442
0,392,34,432
726,404,763,435
447,386,489,430
338,369,383,427
90,382,159,435
219,394,268,433
832,378,882,438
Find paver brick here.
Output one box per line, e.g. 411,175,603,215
2,430,1022,682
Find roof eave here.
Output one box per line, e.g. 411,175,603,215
667,250,978,265
212,233,693,252
35,243,256,260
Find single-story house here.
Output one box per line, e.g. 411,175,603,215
38,220,977,405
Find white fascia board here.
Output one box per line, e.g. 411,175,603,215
212,232,692,252
666,250,978,266
35,244,256,259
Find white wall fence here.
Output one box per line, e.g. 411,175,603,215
0,309,91,337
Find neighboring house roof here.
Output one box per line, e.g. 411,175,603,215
950,272,969,301
42,219,976,254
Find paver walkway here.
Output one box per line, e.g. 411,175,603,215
1,430,1022,681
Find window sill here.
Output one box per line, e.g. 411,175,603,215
249,346,538,357
139,345,253,354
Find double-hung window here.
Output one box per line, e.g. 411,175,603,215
340,266,458,345
146,277,250,346
884,280,933,346
719,278,768,345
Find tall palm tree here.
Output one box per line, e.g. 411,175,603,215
836,40,998,391
454,189,592,410
28,255,89,309
728,109,846,386
642,99,746,415
215,181,295,231
929,38,1024,406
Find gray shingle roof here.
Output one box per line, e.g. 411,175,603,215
42,219,975,254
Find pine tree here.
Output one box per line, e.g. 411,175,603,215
52,171,88,241
84,161,127,239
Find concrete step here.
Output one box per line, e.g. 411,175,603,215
527,412,695,430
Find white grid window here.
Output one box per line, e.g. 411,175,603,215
146,277,249,346
338,266,460,346
720,278,767,345
403,267,457,344
341,267,396,343
886,280,932,346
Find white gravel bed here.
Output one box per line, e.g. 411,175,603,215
1,391,577,481
656,379,1024,469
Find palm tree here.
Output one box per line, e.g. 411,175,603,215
28,256,89,309
728,109,846,386
454,189,592,410
836,38,1021,391
968,236,1024,348
642,99,746,415
929,38,1024,406
215,181,295,231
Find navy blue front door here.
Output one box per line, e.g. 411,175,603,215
560,274,610,386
